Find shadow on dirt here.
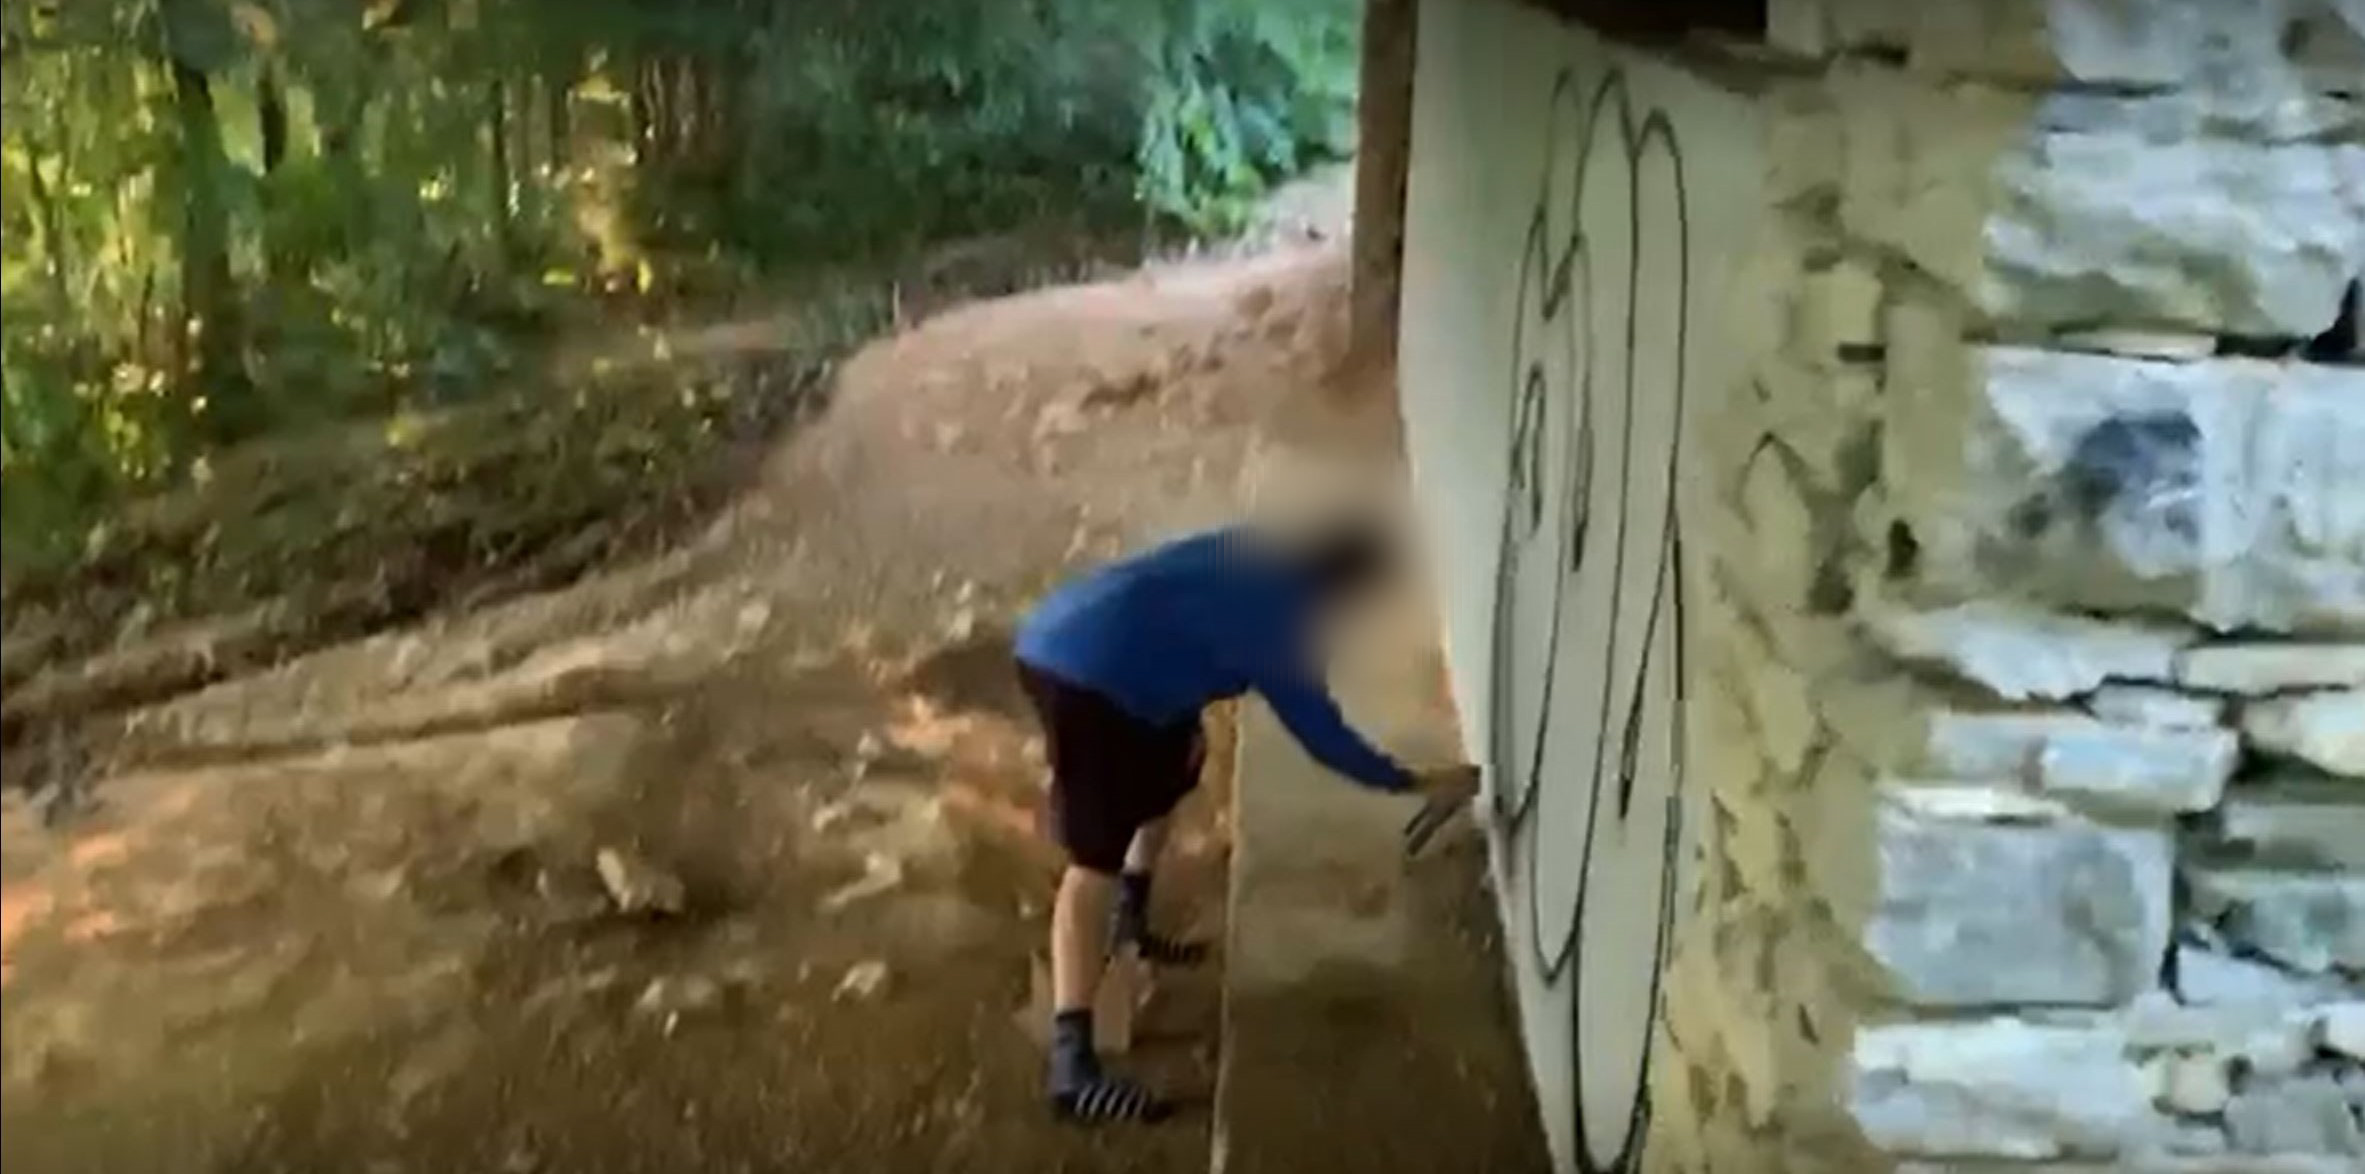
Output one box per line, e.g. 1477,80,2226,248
903,628,1032,724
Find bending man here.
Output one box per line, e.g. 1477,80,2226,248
1013,517,1479,1124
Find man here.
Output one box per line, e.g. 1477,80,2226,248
1013,516,1480,1124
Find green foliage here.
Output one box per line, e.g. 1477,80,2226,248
0,0,1361,604
1136,0,1361,236
638,1,1149,264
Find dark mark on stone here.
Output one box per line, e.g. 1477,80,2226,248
1883,520,1921,582
2217,334,2300,359
2009,494,2055,540
2060,412,2201,540
2303,279,2359,364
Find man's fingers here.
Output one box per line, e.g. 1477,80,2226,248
1402,795,1461,858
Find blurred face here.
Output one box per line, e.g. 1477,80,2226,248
1329,565,1390,611
1307,542,1391,614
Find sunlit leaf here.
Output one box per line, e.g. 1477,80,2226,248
385,410,425,448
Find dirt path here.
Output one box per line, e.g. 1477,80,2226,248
2,237,1372,1173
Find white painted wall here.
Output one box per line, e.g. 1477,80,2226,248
1396,2,1764,1169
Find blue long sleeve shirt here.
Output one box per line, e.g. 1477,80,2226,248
1014,527,1412,792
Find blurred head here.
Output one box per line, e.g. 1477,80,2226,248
1293,512,1395,605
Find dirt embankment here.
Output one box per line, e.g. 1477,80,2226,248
3,229,1371,1174
0,223,1172,790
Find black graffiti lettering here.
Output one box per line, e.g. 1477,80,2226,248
1517,365,1550,535
1486,66,1690,1174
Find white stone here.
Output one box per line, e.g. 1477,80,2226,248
1742,641,1821,776
2236,1022,2321,1081
1815,659,1948,771
1882,780,2070,823
2124,994,2322,1056
1849,1018,2155,1159
2028,87,2365,143
2122,1159,2364,1174
2178,644,2365,694
1919,708,2237,810
1986,119,2365,337
2037,722,2238,813
1827,71,2031,314
2214,775,2365,870
1764,85,1845,206
1715,793,1789,900
2243,690,2365,777
1793,257,1885,359
2055,330,2220,362
1999,1157,2365,1174
1926,710,2107,778
1868,796,2172,1006
1864,600,2192,701
2176,940,2361,1008
2088,684,2227,731
2146,1052,2233,1117
2186,867,2365,974
2321,1003,2365,1061
2246,372,2365,633
1739,431,1822,612
2224,1078,2365,1157
1777,0,2365,92
1893,349,2365,634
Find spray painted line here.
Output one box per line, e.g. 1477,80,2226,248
1484,66,1692,1174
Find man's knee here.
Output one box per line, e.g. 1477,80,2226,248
1059,862,1122,895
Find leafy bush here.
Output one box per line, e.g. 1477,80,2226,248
1137,0,1361,236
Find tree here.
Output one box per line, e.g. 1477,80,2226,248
1,0,1364,591
161,0,250,438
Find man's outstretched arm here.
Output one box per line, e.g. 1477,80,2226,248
1249,656,1415,792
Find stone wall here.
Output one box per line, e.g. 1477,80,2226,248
1668,2,2365,1170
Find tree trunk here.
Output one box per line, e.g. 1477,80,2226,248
258,63,288,173
17,122,72,307
257,63,305,283
487,75,512,255
545,64,573,172
632,58,660,164
168,54,250,439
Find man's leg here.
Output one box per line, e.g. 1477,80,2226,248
1047,861,1172,1123
1019,661,1176,1124
1052,865,1118,1013
1122,818,1170,872
1112,818,1208,967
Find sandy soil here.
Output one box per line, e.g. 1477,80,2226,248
1,229,1381,1174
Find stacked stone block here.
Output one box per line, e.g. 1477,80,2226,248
1657,3,2365,1170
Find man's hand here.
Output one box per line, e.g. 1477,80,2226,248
1402,763,1481,858
1406,762,1481,802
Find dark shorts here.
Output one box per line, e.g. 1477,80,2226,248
1016,661,1205,875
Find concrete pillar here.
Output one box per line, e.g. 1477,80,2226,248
1395,0,2365,1170
1350,0,1418,363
